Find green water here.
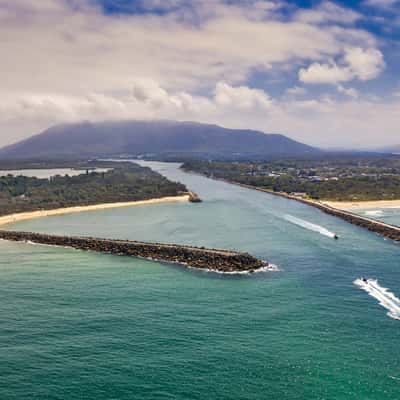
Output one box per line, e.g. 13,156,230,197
1,162,399,399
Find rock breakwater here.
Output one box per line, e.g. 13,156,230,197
188,171,400,242
224,181,400,242
0,230,268,273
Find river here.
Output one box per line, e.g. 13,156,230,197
0,161,399,399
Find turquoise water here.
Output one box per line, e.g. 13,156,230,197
1,162,400,399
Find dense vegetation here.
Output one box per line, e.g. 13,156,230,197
182,158,400,201
0,162,187,216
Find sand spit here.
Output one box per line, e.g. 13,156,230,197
0,195,189,226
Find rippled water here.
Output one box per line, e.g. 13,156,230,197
1,162,400,399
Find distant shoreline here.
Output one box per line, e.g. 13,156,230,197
321,199,400,209
182,169,400,241
0,195,189,226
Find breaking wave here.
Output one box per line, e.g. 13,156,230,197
192,263,280,275
364,210,384,217
283,215,337,239
354,278,400,320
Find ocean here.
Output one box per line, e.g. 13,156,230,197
1,161,399,399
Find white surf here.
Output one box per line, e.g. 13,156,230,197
364,210,384,217
354,278,400,320
284,215,337,239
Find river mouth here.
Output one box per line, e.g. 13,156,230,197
1,161,400,399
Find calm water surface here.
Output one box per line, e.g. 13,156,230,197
0,168,109,179
1,162,399,399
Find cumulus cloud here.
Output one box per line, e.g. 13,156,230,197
214,82,272,109
344,47,385,80
299,47,385,84
298,62,353,84
0,0,378,95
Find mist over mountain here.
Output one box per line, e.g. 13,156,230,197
0,120,319,160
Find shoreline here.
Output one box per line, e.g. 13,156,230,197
322,199,400,209
0,195,189,226
182,169,400,241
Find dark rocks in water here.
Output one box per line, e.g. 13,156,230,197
290,197,400,241
188,191,202,203
213,179,400,242
0,230,268,273
252,186,400,241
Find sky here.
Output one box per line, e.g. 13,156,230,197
0,0,399,149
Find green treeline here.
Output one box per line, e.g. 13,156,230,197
182,160,400,201
0,162,187,216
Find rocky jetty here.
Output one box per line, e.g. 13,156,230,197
0,230,268,273
188,191,202,203
299,200,400,241
195,174,400,242
228,182,400,242
257,190,400,241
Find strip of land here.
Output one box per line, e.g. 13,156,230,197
322,199,400,209
0,229,269,273
0,195,189,226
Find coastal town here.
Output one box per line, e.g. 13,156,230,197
183,157,400,201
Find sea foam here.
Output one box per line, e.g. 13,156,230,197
354,278,400,320
364,210,384,217
284,214,337,239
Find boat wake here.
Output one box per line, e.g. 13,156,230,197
284,215,337,239
354,278,400,320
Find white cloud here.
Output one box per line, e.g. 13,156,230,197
344,47,385,80
214,82,272,109
295,1,361,25
0,0,394,148
337,85,359,98
298,62,353,84
0,0,377,96
299,47,384,84
2,82,400,148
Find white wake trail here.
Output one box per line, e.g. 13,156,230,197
354,278,400,320
283,215,337,239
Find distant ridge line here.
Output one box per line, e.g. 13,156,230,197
0,120,319,160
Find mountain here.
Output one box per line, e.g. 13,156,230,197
0,120,319,160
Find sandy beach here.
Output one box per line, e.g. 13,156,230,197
322,199,400,210
0,195,189,226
